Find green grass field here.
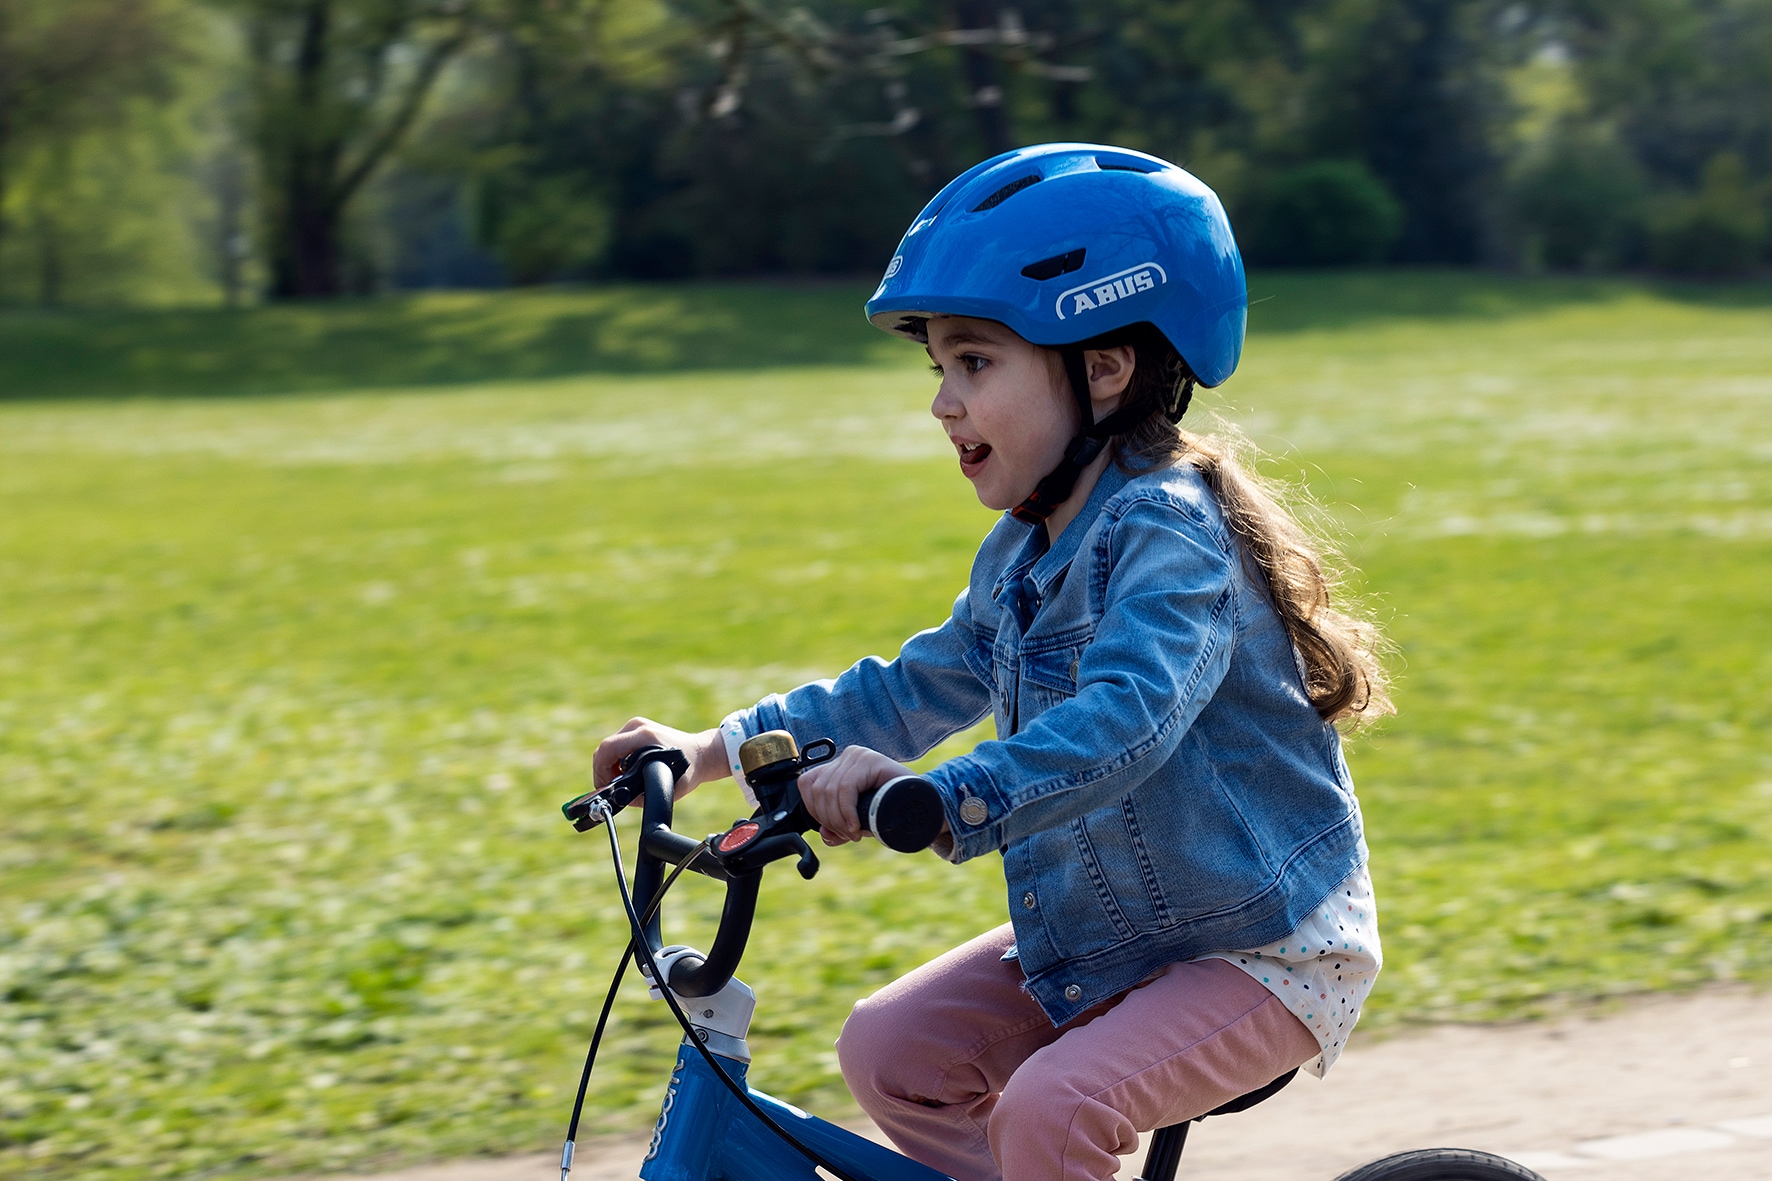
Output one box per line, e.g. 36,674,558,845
2,273,1770,1180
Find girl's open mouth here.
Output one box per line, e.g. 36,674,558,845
957,441,992,475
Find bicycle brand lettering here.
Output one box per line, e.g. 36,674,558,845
643,1056,687,1163
1054,262,1168,319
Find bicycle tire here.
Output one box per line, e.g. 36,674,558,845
1332,1148,1546,1181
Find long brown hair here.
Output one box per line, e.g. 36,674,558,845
1088,325,1393,726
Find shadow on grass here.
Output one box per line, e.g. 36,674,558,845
0,281,895,401
1245,269,1772,333
5,271,1770,400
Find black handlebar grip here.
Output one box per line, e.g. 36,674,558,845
858,776,946,853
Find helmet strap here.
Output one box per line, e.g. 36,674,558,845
1009,346,1144,526
1168,374,1198,423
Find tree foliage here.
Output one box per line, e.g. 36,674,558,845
1517,0,1772,270
4,0,1769,303
228,0,478,296
1558,0,1772,188
1244,160,1404,266
0,0,181,301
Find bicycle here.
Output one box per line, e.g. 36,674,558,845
556,733,1546,1181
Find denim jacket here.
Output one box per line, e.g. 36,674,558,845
734,460,1367,1026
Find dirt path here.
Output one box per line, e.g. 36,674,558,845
285,986,1771,1181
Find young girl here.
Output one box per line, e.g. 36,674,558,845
594,143,1390,1181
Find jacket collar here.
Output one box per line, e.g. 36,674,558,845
1023,460,1132,595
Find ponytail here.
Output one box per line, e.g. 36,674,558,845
1096,327,1394,726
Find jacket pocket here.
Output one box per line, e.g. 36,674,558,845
1019,628,1091,716
1143,742,1279,924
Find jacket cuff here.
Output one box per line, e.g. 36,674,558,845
722,696,799,804
927,831,962,864
924,755,1008,862
750,693,792,736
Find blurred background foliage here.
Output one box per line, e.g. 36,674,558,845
2,0,1771,308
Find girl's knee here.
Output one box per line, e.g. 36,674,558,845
836,990,904,1096
993,1066,1079,1136
991,1069,1132,1179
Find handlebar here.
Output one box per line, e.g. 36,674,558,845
860,775,947,853
566,739,946,999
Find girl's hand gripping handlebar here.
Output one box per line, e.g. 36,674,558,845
561,745,689,832
560,733,943,999
710,731,945,868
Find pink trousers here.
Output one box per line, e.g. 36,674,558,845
836,924,1319,1181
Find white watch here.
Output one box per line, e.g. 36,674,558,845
719,713,758,806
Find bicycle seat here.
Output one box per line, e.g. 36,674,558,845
1136,1069,1301,1181
1196,1066,1297,1120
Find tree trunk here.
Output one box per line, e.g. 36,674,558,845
32,139,71,306
266,0,342,297
210,146,249,307
253,0,468,300
0,113,11,290
272,182,344,297
35,206,61,306
953,0,1012,156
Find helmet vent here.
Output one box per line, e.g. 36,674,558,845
1020,249,1087,281
972,174,1042,211
1095,157,1158,173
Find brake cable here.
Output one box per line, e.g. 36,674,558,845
590,801,866,1181
558,834,707,1181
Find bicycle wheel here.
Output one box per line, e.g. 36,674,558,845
1333,1148,1546,1181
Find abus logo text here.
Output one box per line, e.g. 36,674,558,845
1055,262,1168,319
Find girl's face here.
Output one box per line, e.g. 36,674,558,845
925,316,1076,513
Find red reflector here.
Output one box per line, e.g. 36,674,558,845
717,822,761,853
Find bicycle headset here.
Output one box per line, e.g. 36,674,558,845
864,142,1248,525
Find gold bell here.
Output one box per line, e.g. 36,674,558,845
739,730,800,779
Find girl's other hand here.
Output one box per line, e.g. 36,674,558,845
799,746,916,846
593,718,724,797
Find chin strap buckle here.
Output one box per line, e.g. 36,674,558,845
1010,433,1106,524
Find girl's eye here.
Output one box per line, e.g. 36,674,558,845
928,354,987,377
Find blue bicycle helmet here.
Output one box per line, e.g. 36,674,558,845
865,143,1247,524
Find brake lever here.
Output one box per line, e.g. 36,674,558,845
707,824,820,878
561,746,689,832
700,731,844,875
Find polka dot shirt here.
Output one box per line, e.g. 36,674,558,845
1197,865,1381,1077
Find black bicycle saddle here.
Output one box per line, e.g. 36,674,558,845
1198,1066,1298,1120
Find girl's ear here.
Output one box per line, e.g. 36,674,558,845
1084,345,1137,403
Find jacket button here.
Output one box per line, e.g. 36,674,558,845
1021,891,1036,909
1069,656,1079,680
958,796,989,826
1064,984,1083,1002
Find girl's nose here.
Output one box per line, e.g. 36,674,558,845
930,377,962,420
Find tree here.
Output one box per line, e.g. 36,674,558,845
1557,0,1772,189
0,0,179,302
430,0,1102,281
1302,0,1518,264
232,0,478,298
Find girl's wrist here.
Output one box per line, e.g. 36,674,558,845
715,713,759,805
664,729,728,799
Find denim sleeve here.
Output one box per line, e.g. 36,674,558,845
926,496,1238,862
731,586,994,763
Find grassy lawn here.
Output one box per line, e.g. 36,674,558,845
1,273,1769,1179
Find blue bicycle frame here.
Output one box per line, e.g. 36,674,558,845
640,1040,953,1181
